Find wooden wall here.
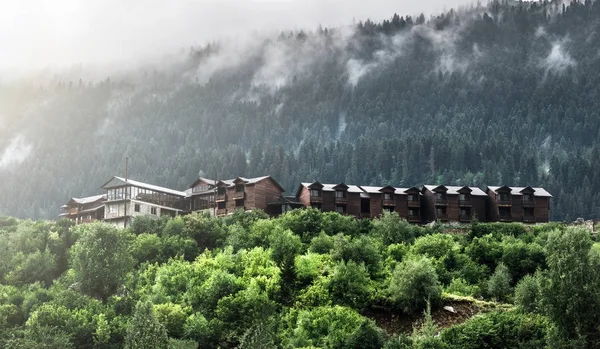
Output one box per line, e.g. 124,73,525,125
347,192,361,218
472,196,487,222
369,193,383,218
535,197,550,222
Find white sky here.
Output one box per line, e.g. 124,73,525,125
0,0,474,74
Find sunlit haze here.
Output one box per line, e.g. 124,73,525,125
1,0,473,75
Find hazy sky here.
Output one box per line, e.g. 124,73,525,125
0,0,474,74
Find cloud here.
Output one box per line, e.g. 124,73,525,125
0,136,33,170
541,40,576,75
0,0,475,77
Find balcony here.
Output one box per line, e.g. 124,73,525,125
434,198,447,206
436,214,448,221
335,197,348,204
408,215,421,223
382,199,395,206
310,196,323,203
523,215,536,223
408,199,420,207
497,199,512,206
216,208,227,216
216,193,227,202
459,200,472,207
232,191,245,200
460,214,472,222
522,200,535,208
499,215,513,222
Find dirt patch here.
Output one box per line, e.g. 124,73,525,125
363,299,492,336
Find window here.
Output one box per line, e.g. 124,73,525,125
150,207,157,215
461,208,471,217
436,207,447,217
409,208,419,216
335,205,345,214
385,206,394,213
310,189,321,197
524,207,534,217
134,204,140,212
217,187,226,195
335,190,346,198
218,202,226,209
236,199,244,207
361,199,370,213
407,194,417,201
499,193,511,202
383,193,392,200
311,203,322,210
193,184,210,193
236,184,245,192
460,194,470,201
499,207,511,217
523,194,533,202
435,192,445,199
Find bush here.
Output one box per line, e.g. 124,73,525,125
486,263,512,302
446,278,480,297
389,256,442,314
514,274,540,313
328,260,373,310
125,301,169,349
441,310,547,349
154,303,189,338
371,212,417,245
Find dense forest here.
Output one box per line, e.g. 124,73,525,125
2,0,600,220
1,210,599,348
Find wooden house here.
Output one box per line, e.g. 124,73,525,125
358,186,422,222
101,176,187,228
188,175,285,216
486,186,552,223
297,182,364,218
422,185,487,223
59,194,106,224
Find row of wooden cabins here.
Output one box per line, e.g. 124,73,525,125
60,175,552,227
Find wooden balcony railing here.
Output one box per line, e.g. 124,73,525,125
216,208,227,216
382,199,395,206
459,200,472,207
408,215,421,223
216,193,227,202
497,199,512,206
523,215,536,223
437,214,448,221
310,196,323,203
232,191,245,200
408,200,420,207
522,200,535,208
460,214,472,222
335,197,348,204
435,198,448,205
499,215,513,222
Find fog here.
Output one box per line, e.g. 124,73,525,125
1,0,474,76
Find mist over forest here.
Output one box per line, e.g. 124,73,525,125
2,0,600,220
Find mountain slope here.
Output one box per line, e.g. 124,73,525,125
1,0,600,220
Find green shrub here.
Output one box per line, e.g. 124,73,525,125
446,277,480,297
514,274,540,313
154,303,189,338
389,256,442,314
441,310,547,349
486,263,512,302
328,260,373,310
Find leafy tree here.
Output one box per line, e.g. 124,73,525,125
389,256,442,314
70,223,134,300
124,301,169,349
514,274,540,314
540,227,600,346
486,263,512,302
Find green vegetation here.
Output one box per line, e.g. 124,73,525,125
1,210,599,348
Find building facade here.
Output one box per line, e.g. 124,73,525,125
296,182,423,222
187,176,286,217
422,185,487,223
59,194,106,224
101,176,187,228
486,186,552,223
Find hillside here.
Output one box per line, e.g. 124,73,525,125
2,0,600,219
1,211,599,348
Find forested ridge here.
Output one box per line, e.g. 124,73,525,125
2,0,600,220
1,211,600,348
